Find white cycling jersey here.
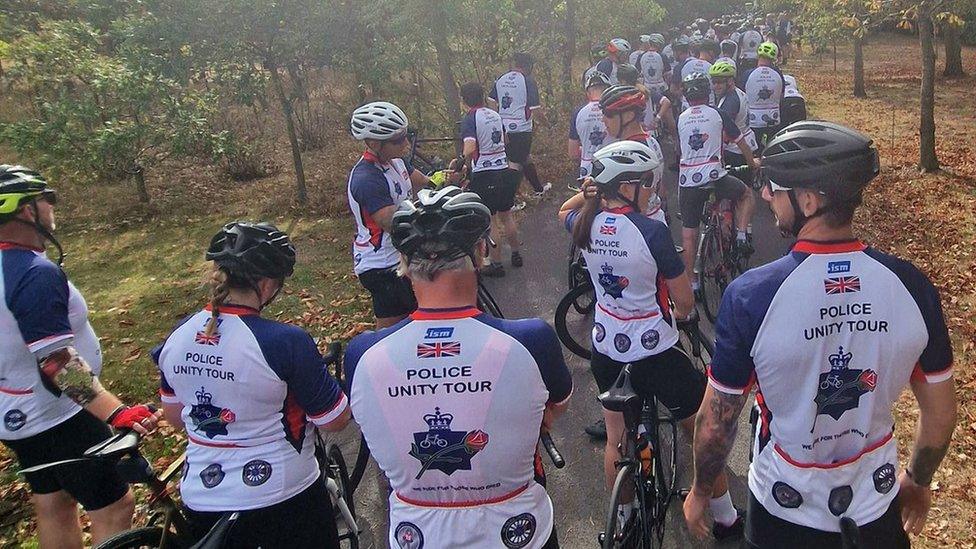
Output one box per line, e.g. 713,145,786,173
347,150,414,275
743,66,785,128
710,240,953,531
489,70,541,133
564,208,683,362
569,100,609,179
739,30,763,59
677,104,742,187
635,50,668,93
0,244,102,439
460,106,508,173
154,306,348,512
345,308,572,549
716,88,759,154
680,58,715,105
784,74,803,98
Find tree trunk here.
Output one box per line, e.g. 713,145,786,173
561,0,577,111
432,40,461,126
853,35,866,98
943,22,966,78
269,65,309,202
918,2,940,172
132,165,150,203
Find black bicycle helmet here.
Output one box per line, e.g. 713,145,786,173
682,72,711,101
762,121,880,195
699,39,720,57
391,186,491,262
616,63,640,86
599,85,646,113
0,165,52,221
206,222,296,280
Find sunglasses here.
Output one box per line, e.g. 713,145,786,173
39,190,58,205
386,131,409,145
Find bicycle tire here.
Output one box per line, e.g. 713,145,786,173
602,462,652,549
477,280,504,318
567,241,579,290
697,227,727,324
567,246,595,314
554,284,595,360
347,434,370,494
94,526,182,549
327,444,360,549
649,411,677,544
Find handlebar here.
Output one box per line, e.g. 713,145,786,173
540,432,565,469
724,165,751,174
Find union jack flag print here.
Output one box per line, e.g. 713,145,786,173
824,276,861,294
417,341,461,358
195,331,221,346
599,225,617,235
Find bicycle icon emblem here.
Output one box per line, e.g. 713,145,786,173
419,433,448,449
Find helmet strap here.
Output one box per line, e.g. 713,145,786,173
12,201,65,267
786,189,830,237
260,279,284,310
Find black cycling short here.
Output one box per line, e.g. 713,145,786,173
591,346,706,421
745,491,909,549
357,267,417,319
184,477,340,549
468,168,518,214
506,131,533,164
2,410,129,510
679,174,748,229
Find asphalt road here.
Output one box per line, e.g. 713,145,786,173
342,140,796,548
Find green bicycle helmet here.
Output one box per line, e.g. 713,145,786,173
709,61,737,79
0,165,53,220
758,41,779,60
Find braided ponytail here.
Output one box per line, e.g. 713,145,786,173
205,267,230,337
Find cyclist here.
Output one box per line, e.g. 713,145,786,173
583,42,609,88
777,12,794,65
345,186,572,548
670,38,692,79
599,85,665,220
741,42,785,151
636,33,670,95
489,52,552,198
781,74,808,127
570,71,612,180
676,73,758,290
460,81,522,277
0,165,160,548
348,101,438,329
684,121,957,548
629,35,651,68
711,61,759,183
154,222,350,548
557,142,742,540
717,39,739,69
737,20,764,74
595,38,632,84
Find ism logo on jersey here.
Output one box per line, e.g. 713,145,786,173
598,263,629,299
811,347,877,432
409,407,489,479
189,387,236,438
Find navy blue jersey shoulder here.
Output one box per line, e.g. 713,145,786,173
717,90,742,117
569,104,585,140
240,315,344,416
596,59,614,77
711,252,807,389
473,314,572,403
343,317,412,392
864,247,952,372
460,110,477,140
3,249,71,345
623,212,685,279
349,159,395,216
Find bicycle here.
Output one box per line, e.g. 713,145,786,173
694,165,753,324
406,128,460,178
598,363,679,549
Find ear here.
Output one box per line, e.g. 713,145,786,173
258,277,281,302
16,203,37,223
798,189,824,217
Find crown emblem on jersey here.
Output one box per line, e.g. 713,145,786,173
601,263,614,274
423,407,454,431
195,386,213,405
828,347,853,370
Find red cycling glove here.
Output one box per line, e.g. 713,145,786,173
107,404,156,430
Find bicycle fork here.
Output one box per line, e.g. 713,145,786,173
325,477,360,538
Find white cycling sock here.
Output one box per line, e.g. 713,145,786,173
736,230,747,242
710,490,738,527
616,501,635,526
691,279,700,291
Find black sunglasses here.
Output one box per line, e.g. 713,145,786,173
386,131,410,145
39,190,58,205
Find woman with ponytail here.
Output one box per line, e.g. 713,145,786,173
151,222,351,548
558,142,744,539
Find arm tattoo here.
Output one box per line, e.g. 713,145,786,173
693,390,747,493
910,443,950,486
39,347,105,406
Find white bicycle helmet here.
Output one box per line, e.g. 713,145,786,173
590,140,662,189
639,34,652,44
608,38,632,57
350,101,408,141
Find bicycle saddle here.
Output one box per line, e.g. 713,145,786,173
84,431,140,460
190,512,240,549
599,364,642,414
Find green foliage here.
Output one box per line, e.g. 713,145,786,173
0,18,228,199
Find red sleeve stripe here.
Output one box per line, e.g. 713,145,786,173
308,392,348,425
912,362,953,384
706,367,754,395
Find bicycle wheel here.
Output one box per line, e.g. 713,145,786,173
327,444,360,549
676,325,713,375
648,410,678,544
697,227,728,324
477,280,504,318
94,526,181,549
567,242,580,290
346,434,370,494
602,463,653,549
554,284,595,360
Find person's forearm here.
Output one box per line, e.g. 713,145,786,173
86,391,125,422
559,192,587,214
909,408,956,484
692,387,746,494
738,139,754,162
